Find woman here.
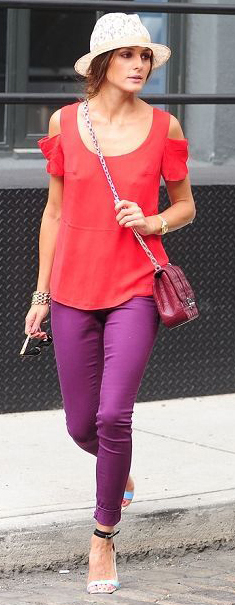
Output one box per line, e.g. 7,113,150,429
24,12,196,594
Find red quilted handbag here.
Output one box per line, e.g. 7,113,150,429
82,99,199,330
153,263,199,329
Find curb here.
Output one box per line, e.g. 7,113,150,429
1,500,235,573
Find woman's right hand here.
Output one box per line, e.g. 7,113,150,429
25,303,50,339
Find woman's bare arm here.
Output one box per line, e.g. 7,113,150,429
147,114,196,235
36,108,63,291
24,109,63,336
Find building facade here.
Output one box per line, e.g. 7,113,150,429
1,2,234,412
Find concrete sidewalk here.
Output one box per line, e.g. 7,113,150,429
1,393,235,572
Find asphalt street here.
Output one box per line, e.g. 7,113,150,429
1,545,235,605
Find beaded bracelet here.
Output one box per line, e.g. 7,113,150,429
31,291,51,306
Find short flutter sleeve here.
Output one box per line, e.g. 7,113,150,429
161,137,189,181
37,134,64,176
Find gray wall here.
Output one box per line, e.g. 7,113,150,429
184,0,235,164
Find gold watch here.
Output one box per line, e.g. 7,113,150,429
157,214,169,235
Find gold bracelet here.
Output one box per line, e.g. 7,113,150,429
157,214,169,235
31,291,51,306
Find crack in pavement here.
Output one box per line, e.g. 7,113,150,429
133,428,235,456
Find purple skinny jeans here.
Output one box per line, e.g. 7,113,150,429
50,295,160,526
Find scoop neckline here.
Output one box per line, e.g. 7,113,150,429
76,101,154,159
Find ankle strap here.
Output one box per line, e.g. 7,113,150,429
93,528,120,539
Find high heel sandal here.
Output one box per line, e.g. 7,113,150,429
122,490,134,508
87,528,120,594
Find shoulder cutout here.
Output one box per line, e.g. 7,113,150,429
168,114,185,140
48,109,62,137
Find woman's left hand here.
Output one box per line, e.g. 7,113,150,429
115,199,154,236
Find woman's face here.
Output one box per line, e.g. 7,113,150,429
105,46,152,91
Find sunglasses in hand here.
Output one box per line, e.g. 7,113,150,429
19,322,53,358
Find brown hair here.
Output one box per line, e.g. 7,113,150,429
82,48,154,99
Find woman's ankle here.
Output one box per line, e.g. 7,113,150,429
96,523,115,533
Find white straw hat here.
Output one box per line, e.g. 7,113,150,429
74,12,171,76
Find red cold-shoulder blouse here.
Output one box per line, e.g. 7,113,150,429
38,101,189,310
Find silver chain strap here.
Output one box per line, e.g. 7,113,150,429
82,99,162,272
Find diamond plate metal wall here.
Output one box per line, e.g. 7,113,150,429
0,186,234,413
138,184,235,402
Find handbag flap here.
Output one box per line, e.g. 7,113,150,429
156,265,196,303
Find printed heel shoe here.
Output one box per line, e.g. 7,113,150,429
87,528,121,594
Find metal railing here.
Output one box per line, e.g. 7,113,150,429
0,0,234,105
1,93,235,105
1,1,235,13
